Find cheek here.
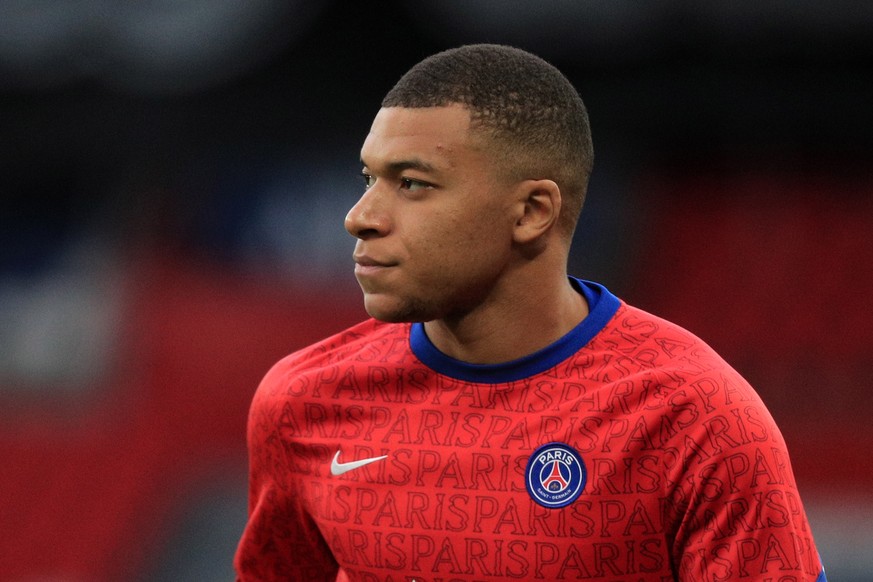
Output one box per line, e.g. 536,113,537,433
417,219,486,262
423,225,509,282
458,209,513,252
403,201,512,275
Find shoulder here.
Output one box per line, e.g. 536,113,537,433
610,301,788,449
590,301,773,425
274,317,408,372
257,318,411,394
600,301,747,382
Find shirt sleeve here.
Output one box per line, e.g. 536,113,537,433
234,366,339,582
663,387,826,581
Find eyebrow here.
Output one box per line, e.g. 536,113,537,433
360,157,438,175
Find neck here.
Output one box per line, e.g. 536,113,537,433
423,272,588,364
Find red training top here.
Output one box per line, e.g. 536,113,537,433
235,279,826,582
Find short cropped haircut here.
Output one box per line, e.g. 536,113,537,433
382,44,594,237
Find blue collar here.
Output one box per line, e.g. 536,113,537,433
409,278,620,383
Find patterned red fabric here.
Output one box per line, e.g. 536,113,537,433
235,283,824,581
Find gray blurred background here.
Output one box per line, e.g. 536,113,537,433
1,1,871,580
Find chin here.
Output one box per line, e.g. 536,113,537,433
363,295,429,323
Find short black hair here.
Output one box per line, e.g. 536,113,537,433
382,44,594,236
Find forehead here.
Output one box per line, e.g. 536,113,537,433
360,105,479,172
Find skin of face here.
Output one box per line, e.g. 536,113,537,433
346,105,525,325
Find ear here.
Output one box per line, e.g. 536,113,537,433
512,179,561,245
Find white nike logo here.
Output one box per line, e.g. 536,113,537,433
330,450,388,476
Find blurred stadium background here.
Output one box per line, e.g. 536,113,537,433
1,1,871,580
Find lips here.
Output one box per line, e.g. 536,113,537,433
353,254,397,277
353,255,393,268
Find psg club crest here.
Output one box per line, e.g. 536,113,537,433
525,442,587,509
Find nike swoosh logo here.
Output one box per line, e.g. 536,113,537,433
330,450,388,476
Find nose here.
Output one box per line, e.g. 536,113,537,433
345,186,390,239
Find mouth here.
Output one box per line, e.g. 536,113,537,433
353,255,397,277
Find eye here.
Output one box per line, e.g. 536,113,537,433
400,177,430,192
361,172,376,189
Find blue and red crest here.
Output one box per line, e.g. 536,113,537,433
525,442,587,508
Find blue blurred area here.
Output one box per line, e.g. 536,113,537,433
1,1,872,580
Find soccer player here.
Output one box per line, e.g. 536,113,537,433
235,44,827,581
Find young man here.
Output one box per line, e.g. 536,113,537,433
235,45,826,581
